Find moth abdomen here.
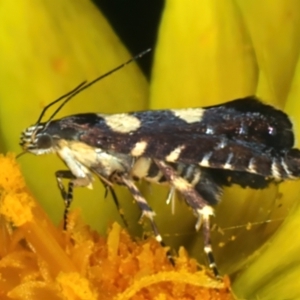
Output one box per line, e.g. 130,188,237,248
130,158,223,206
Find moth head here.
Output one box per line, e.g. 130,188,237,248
20,124,55,155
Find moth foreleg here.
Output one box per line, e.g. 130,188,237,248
55,170,75,229
55,170,91,230
153,160,219,277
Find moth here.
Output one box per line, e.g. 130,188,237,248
19,49,300,277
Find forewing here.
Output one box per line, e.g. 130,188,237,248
132,96,293,150
47,97,292,179
76,96,293,150
200,97,293,149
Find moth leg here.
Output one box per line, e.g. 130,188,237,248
166,187,176,214
117,174,174,264
154,160,219,277
120,176,159,237
55,170,91,230
99,179,128,228
202,213,219,277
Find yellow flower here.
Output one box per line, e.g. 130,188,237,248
1,0,300,299
0,154,231,299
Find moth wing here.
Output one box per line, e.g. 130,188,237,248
74,96,294,152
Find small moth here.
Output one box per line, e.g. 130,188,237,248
19,49,300,277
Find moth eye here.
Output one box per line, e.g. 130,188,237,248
36,134,53,149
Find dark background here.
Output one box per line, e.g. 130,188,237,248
93,0,164,76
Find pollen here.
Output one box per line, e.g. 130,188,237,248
0,192,35,226
0,153,35,226
56,272,98,300
0,154,233,299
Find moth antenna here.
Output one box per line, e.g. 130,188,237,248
44,48,151,126
35,81,87,125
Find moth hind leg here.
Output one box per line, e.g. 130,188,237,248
154,160,220,277
116,173,174,265
99,179,129,228
201,209,219,278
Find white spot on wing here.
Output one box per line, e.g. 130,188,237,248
205,126,214,134
166,145,185,162
239,122,248,135
171,108,204,123
281,157,295,179
271,159,282,179
247,158,257,173
130,140,148,156
102,114,141,133
215,137,227,149
199,152,212,167
223,153,234,169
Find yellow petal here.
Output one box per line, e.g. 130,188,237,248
0,0,148,232
150,0,257,109
236,0,300,106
